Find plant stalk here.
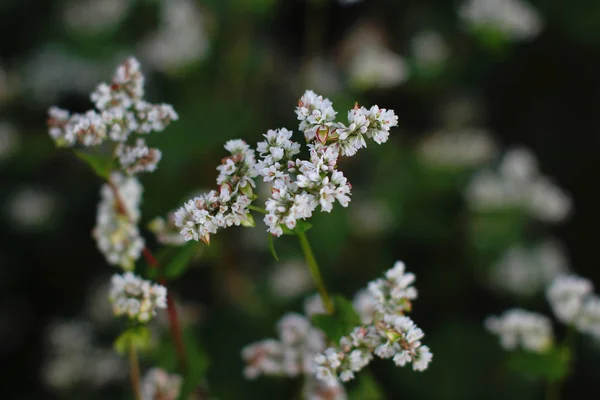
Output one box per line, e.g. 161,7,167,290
128,341,142,400
297,231,334,314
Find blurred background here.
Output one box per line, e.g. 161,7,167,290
2,0,600,398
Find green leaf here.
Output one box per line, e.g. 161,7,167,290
281,220,313,236
113,326,152,355
161,242,202,279
311,295,362,343
267,234,279,262
75,150,114,179
507,346,571,382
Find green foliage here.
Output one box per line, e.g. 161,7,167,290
178,329,211,400
311,295,362,343
507,347,571,382
281,220,313,236
113,326,152,355
348,371,386,400
159,242,203,280
75,150,114,180
267,234,279,262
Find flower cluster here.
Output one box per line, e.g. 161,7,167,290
546,275,600,338
418,128,497,168
315,261,432,387
466,147,572,223
174,140,257,244
47,57,177,175
92,173,144,270
458,0,543,41
485,309,553,353
109,272,167,323
141,368,183,400
176,90,398,241
490,241,569,297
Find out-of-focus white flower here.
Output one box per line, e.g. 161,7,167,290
485,309,553,353
148,212,188,246
141,0,209,72
63,0,131,33
116,138,162,175
43,320,126,391
141,368,183,400
315,261,431,387
546,275,593,324
109,272,167,323
0,121,19,161
491,241,569,297
269,260,314,300
411,30,449,67
303,377,348,399
340,23,408,90
242,313,326,379
93,173,144,270
303,57,343,95
466,147,572,223
338,0,362,5
458,0,543,41
349,198,393,237
6,187,57,230
418,128,497,168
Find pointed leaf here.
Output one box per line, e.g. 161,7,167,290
267,234,279,262
311,295,362,343
75,150,114,179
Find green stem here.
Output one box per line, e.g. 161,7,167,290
546,326,577,400
128,341,142,400
297,231,334,314
249,205,268,214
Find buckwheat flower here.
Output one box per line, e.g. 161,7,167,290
491,241,569,298
242,313,326,379
256,128,301,181
47,106,75,146
109,272,167,323
92,173,144,270
296,90,338,143
303,377,347,400
269,260,314,300
529,176,572,223
575,296,600,339
418,128,498,168
411,30,449,67
485,309,553,353
140,0,209,72
315,261,431,387
63,0,130,33
459,0,543,41
148,212,187,246
141,368,182,400
348,45,408,90
546,275,594,324
116,138,162,175
304,294,327,318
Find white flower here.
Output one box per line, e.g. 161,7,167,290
411,30,449,67
6,187,57,231
92,173,144,270
63,0,130,33
418,128,497,168
141,368,182,400
109,272,167,323
116,138,162,175
546,275,594,324
269,260,314,300
485,309,553,353
148,212,188,246
459,0,543,41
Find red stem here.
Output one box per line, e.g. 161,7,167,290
109,177,188,372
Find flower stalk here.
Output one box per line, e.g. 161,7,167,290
297,231,334,314
129,340,142,400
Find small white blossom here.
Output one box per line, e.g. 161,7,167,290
466,147,572,223
141,368,182,400
116,138,162,175
459,0,543,41
546,275,594,324
109,272,167,323
148,212,188,246
485,309,553,353
92,173,144,270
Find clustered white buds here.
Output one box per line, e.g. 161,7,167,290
485,309,553,353
466,147,572,223
141,368,182,400
92,173,144,270
176,90,398,241
458,0,543,41
315,261,431,387
47,57,177,175
109,272,167,323
174,140,257,244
